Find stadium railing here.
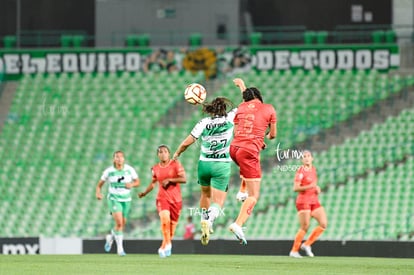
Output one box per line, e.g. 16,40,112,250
2,24,412,47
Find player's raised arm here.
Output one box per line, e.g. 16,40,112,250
233,78,247,92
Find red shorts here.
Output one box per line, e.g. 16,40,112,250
230,145,261,179
156,199,182,222
296,202,321,212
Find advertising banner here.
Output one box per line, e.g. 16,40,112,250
0,45,399,78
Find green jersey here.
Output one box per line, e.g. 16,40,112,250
100,164,139,202
191,108,237,162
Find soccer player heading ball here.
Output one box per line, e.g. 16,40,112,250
228,78,277,245
174,97,237,246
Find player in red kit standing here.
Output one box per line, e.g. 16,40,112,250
228,78,277,245
289,150,327,258
139,145,187,258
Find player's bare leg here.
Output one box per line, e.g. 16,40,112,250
158,210,171,258
229,179,260,245
301,207,327,257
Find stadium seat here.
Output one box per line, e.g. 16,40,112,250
3,35,17,48
316,31,328,44
385,30,397,43
303,31,316,44
249,32,263,46
371,30,385,44
189,33,202,47
1,67,413,240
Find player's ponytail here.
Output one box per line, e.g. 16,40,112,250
203,97,234,117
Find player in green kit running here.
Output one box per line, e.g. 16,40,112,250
96,151,140,256
174,97,236,245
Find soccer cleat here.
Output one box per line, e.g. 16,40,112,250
289,251,303,258
229,223,247,245
236,191,248,202
300,244,314,257
165,243,172,257
104,234,113,253
118,251,126,256
201,220,211,246
158,248,166,258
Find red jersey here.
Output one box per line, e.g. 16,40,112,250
295,165,319,204
231,99,277,152
151,160,185,204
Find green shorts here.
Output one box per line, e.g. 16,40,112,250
197,160,231,192
107,199,131,218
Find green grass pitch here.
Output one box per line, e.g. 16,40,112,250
1,254,413,275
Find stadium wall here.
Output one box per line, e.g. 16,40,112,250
95,0,240,47
244,0,392,30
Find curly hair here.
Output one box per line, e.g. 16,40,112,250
202,97,235,117
242,87,263,103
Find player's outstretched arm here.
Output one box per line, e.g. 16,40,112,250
233,78,247,93
173,135,196,159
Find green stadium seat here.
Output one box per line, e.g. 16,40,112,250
249,32,263,46
3,35,16,48
189,33,202,47
385,30,396,43
2,66,413,240
303,31,316,44
72,35,86,47
371,30,385,44
316,31,328,44
60,35,72,47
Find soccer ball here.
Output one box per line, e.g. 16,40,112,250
184,83,206,105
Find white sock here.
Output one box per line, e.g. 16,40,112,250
201,208,209,222
114,233,124,253
208,205,220,225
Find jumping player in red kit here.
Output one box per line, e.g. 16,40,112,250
228,78,277,245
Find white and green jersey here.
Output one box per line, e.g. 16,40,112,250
101,164,139,202
191,108,237,162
